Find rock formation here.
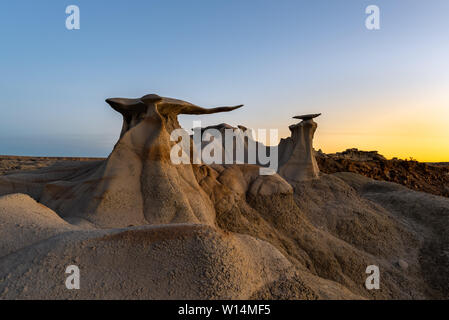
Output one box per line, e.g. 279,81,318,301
1,95,243,228
278,114,321,182
316,149,449,197
326,148,386,161
194,123,260,166
0,105,324,227
2,96,449,300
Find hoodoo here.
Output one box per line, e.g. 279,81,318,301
91,94,243,227
0,94,243,228
278,113,321,182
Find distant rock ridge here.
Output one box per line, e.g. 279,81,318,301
324,148,386,161
316,149,449,198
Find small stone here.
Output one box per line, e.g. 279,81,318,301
398,259,408,270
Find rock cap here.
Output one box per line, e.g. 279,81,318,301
293,113,321,121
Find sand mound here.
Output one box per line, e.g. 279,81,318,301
213,174,430,299
0,193,77,257
0,224,303,299
334,172,449,298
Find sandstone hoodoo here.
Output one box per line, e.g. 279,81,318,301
278,114,321,182
0,94,244,228
94,94,243,227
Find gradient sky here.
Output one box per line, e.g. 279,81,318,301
0,0,448,161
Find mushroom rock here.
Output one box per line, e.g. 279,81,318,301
81,94,243,227
2,95,243,228
278,113,321,183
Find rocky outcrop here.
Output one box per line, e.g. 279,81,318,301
278,114,321,182
0,95,243,228
325,148,386,161
194,123,262,166
316,151,449,197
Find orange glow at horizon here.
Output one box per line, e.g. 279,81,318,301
314,133,449,163
266,90,449,163
313,95,449,162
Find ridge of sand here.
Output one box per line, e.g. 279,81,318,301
0,224,307,299
0,193,79,257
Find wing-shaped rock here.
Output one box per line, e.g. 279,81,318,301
1,95,243,228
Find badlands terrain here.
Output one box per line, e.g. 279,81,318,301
0,94,448,299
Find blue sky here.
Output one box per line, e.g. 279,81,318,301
1,0,448,160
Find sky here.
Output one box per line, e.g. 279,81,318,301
0,0,448,161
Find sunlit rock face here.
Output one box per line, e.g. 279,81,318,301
278,114,321,183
